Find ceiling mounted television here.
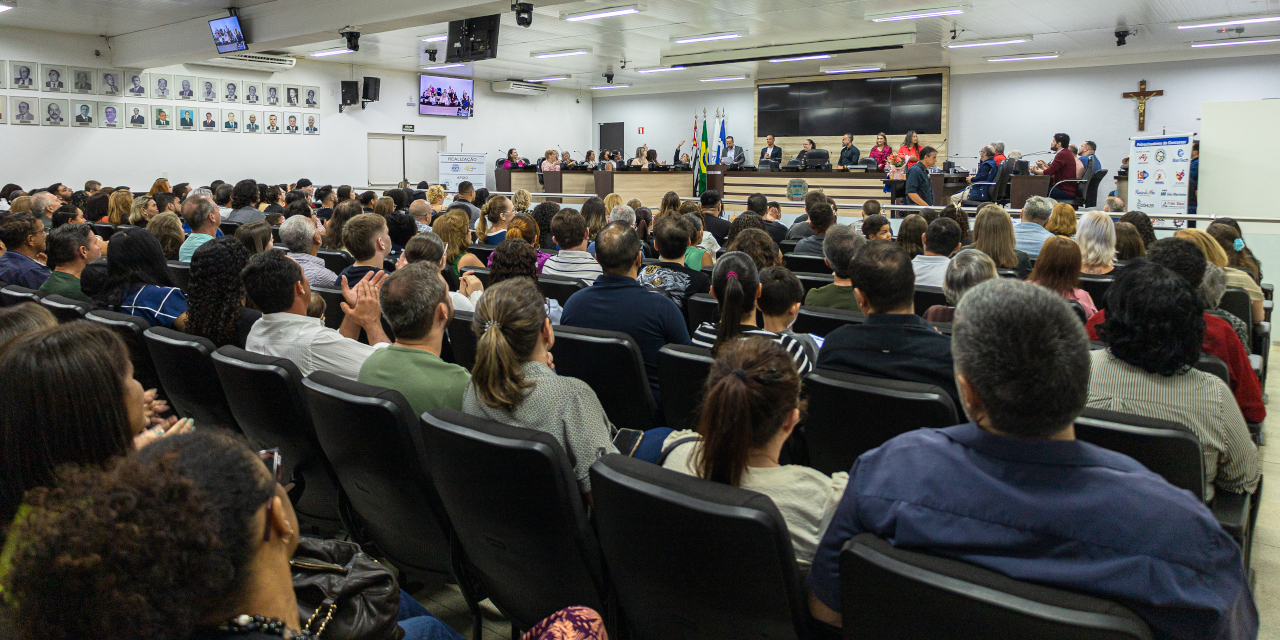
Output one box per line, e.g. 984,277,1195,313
209,16,248,54
420,74,475,117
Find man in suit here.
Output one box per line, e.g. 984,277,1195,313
224,112,238,130
155,78,169,98
305,116,317,133
45,69,64,90
203,82,216,101
246,85,259,104
179,79,194,98
180,110,194,127
286,88,299,106
225,83,238,102
267,87,279,105
246,114,259,132
759,134,782,165
128,75,145,95
722,136,747,166
202,112,216,129
836,133,861,169
102,106,118,126
306,89,317,106
75,104,93,123
155,109,170,126
267,114,280,132
13,65,33,88
45,103,64,124
102,74,119,95
74,71,92,92
286,115,299,133
129,108,145,125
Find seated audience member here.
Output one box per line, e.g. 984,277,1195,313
7,195,33,216
234,220,274,255
84,192,110,223
146,212,186,260
400,232,484,312
1045,202,1078,237
817,241,960,407
0,302,56,351
691,252,813,374
373,196,396,218
561,222,691,387
513,188,532,214
51,204,85,229
580,197,609,249
282,199,312,223
896,214,926,259
1086,238,1265,424
95,228,188,329
314,185,338,221
637,215,711,311
224,179,264,223
609,204,636,232
531,202,561,252
29,192,59,229
939,204,972,246
1176,228,1263,323
860,213,892,242
700,189,731,245
261,186,287,215
0,213,50,288
153,192,179,218
662,337,845,569
464,278,619,495
1202,264,1251,347
759,266,819,363
1213,217,1264,281
807,278,1258,639
321,200,361,251
409,199,433,233
794,204,836,255
1078,210,1119,275
543,208,603,281
1120,210,1157,250
359,190,378,212
1013,196,1056,258
280,214,337,287
1205,223,1265,317
339,213,391,285
39,223,101,304
745,194,786,243
725,212,767,246
213,183,234,216
451,181,481,224
179,196,221,261
185,238,261,349
358,262,470,416
682,212,716,269
804,225,865,313
242,249,388,378
433,209,486,277
1103,195,1125,213
1028,236,1097,317
913,217,961,288
387,211,417,257
485,213,551,274
1088,261,1259,502
728,228,783,271
477,195,515,245
785,191,828,240
923,249,996,323
486,238,563,323
971,204,1032,276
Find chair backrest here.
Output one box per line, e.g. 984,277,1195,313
219,221,241,238
803,148,830,170
86,309,163,392
784,252,832,274
538,274,585,307
1065,299,1088,324
420,409,605,629
657,344,715,431
1078,274,1114,313
792,305,864,337
550,325,660,431
92,222,117,240
302,371,453,577
143,327,239,429
803,368,958,475
779,239,801,254
1193,353,1230,385
310,285,346,330
996,269,1021,279
1,284,42,307
1219,288,1252,345
840,533,1154,640
859,157,878,169
914,285,948,316
686,292,720,335
467,244,495,265
1073,407,1205,500
37,294,90,323
317,249,355,275
796,273,835,294
1084,169,1108,208
589,454,810,640
167,261,191,291
445,309,476,369
993,159,1016,203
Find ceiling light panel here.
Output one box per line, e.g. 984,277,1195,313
563,4,644,21
945,35,1032,49
986,52,1059,62
1191,37,1280,47
672,32,741,44
1177,14,1280,30
531,48,592,58
866,5,968,22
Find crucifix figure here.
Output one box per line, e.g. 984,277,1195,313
1123,80,1163,131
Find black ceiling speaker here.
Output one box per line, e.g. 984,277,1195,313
362,77,381,102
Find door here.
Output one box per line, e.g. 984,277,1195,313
599,122,624,157
367,134,443,187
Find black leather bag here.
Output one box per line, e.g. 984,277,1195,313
291,537,405,640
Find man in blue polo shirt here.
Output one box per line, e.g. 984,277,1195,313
807,279,1257,640
904,145,937,206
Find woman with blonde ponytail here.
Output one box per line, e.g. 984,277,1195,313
476,195,514,245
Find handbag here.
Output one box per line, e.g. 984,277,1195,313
291,537,405,640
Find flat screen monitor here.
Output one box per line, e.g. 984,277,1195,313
209,16,247,54
419,74,475,117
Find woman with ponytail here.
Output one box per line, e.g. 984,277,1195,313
476,194,514,245
661,337,847,569
691,251,812,374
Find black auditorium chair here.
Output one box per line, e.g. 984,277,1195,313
311,285,345,330
1193,353,1230,385
840,533,1154,640
997,268,1021,279
914,285,948,316
211,346,342,532
167,261,191,291
538,274,586,307
1081,169,1109,209
219,221,241,238
792,306,864,337
467,244,496,265
37,294,90,323
551,325,660,431
1,284,42,307
779,239,800,254
446,310,477,370
317,249,354,275
657,344,715,431
802,148,831,171
92,222,117,240
590,455,812,640
684,292,719,335
1077,274,1114,313
303,372,453,580
464,267,490,287
86,309,163,394
803,369,957,476
143,327,238,429
784,253,832,274
421,409,606,637
796,273,835,295
961,158,1014,209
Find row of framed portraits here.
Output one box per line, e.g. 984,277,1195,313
1,96,321,134
0,60,320,108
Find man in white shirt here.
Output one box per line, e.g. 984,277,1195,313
242,250,389,379
542,209,603,282
912,217,961,289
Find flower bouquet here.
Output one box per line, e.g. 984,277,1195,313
886,153,908,180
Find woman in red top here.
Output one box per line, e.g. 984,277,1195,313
869,132,893,171
898,131,923,168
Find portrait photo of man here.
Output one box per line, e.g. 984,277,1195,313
305,115,318,133
13,100,35,123
245,113,259,132
180,109,194,127
224,111,238,130
74,71,92,92
267,114,279,132
130,107,145,125
286,114,298,133
179,78,194,99
245,85,259,104
101,72,120,95
305,89,317,107
286,86,299,107
45,102,64,124
154,77,170,98
13,64,33,88
155,108,170,126
101,105,119,127
202,112,217,129
45,68,64,91
266,86,279,105
202,81,217,101
224,82,238,102
75,103,93,123
128,75,146,95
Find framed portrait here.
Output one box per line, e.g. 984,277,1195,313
284,85,301,108
222,108,241,132
302,112,319,135
152,74,173,100
40,64,68,93
263,83,282,107
176,107,197,131
221,78,240,104
123,71,149,98
40,98,69,126
242,81,262,106
10,96,37,125
199,108,221,132
263,110,282,134
12,61,38,91
283,111,301,134
71,100,97,127
70,68,95,94
0,61,7,89
175,75,197,100
99,69,123,97
0,94,4,122
198,77,219,102
242,109,263,133
153,104,175,130
125,103,149,128
97,101,123,128
303,86,320,109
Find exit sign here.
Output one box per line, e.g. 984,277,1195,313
402,125,415,132
638,127,644,134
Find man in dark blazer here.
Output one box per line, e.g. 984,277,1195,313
180,110,194,127
129,108,146,125
759,134,782,165
723,136,747,166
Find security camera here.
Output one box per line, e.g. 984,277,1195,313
426,46,438,62
341,28,361,52
620,60,627,70
513,2,534,27
604,72,614,84
1115,30,1130,46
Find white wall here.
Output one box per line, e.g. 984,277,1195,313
590,87,755,162
0,26,593,190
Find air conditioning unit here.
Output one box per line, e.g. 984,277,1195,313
492,80,548,96
200,53,297,73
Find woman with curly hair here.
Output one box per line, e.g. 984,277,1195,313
425,184,447,220
483,238,562,323
513,188,532,214
726,228,782,270
939,204,972,245
1118,210,1156,249
185,237,261,349
146,211,186,260
531,201,560,252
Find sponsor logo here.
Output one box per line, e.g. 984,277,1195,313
1154,170,1166,184
1161,200,1187,209
1155,150,1166,163
1133,189,1156,197
1177,148,1186,158
1136,170,1149,181
451,164,461,172
1137,201,1156,209
1175,170,1186,182
464,165,477,172
1136,152,1150,164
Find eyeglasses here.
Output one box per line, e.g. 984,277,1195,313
257,448,284,541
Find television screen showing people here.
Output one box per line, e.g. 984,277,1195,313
419,74,474,117
209,15,248,54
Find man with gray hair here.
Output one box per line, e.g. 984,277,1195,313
609,204,636,227
803,224,864,312
30,191,60,229
991,140,1006,163
923,249,996,322
408,199,432,233
1104,196,1125,213
178,196,221,261
357,261,471,416
1012,195,1055,258
807,279,1258,639
280,214,337,287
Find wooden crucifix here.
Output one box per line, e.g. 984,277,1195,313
1123,80,1163,131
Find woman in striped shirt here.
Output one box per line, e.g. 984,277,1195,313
691,251,812,374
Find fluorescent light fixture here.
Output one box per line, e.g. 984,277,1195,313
531,48,592,58
986,52,1059,62
420,34,448,43
563,5,641,21
1177,14,1280,30
637,65,686,73
590,84,631,90
1191,36,1280,47
525,76,569,82
867,5,967,22
769,54,831,62
424,63,465,70
946,35,1032,48
310,47,354,57
867,75,915,81
672,32,741,44
0,1,14,13
820,63,884,74
700,75,746,82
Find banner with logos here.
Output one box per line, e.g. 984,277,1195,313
438,153,487,192
1128,135,1192,230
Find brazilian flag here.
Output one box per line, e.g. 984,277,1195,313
695,116,709,195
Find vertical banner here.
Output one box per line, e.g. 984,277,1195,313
1129,134,1192,230
438,153,488,192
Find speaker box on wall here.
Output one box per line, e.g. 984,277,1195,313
340,81,360,106
362,77,381,102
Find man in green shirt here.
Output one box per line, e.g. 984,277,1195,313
179,196,220,262
803,224,864,314
358,262,470,416
39,223,101,305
